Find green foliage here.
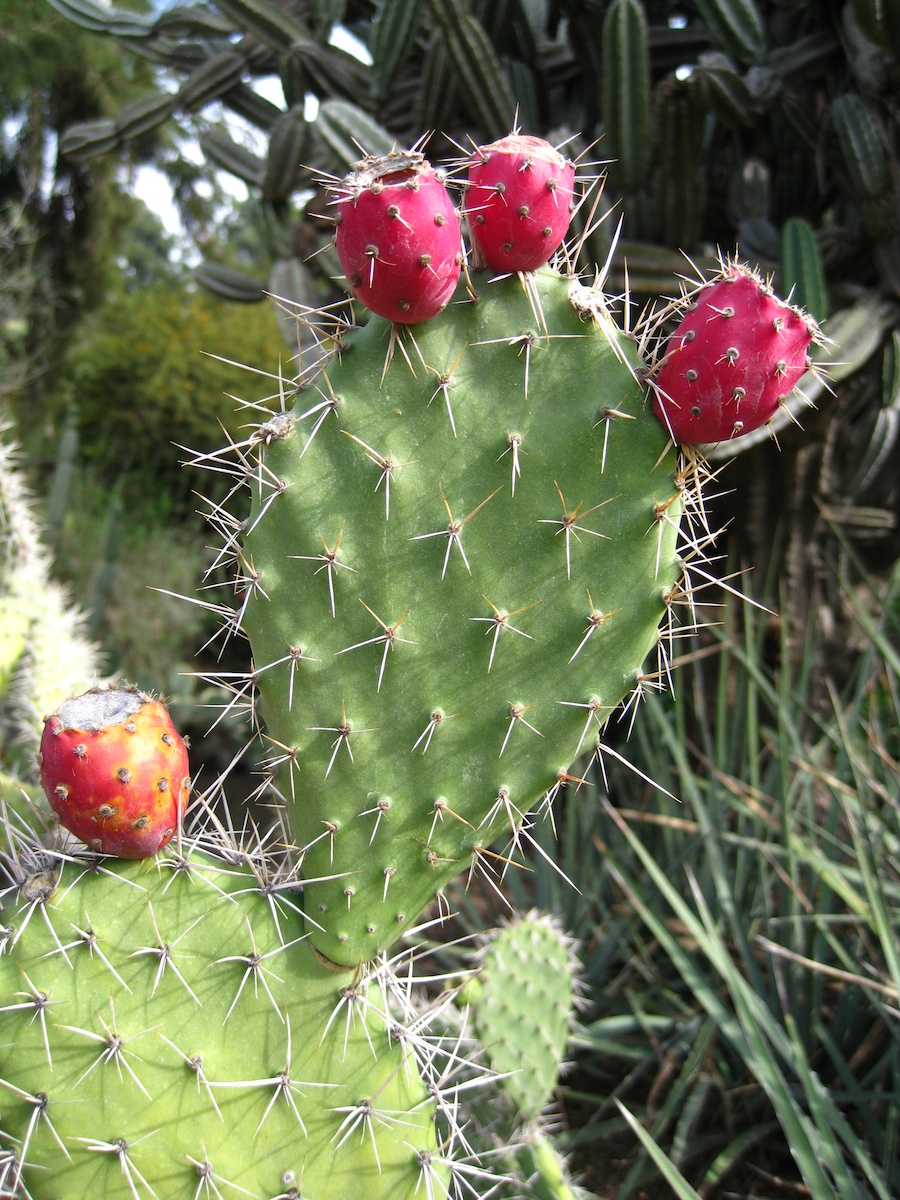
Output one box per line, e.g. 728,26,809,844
0,0,170,396
45,282,283,507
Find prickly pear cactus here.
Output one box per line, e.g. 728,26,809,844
0,133,728,1198
0,830,449,1199
236,266,682,967
468,912,578,1122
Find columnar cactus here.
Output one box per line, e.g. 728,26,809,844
0,138,812,1197
0,429,101,773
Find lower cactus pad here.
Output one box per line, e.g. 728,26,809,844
0,823,447,1199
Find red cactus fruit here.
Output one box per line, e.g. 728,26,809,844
332,150,463,324
465,133,577,273
38,685,190,859
651,265,818,444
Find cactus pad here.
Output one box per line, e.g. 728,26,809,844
468,912,577,1121
232,267,683,966
0,830,446,1198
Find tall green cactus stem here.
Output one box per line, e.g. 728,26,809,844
0,829,451,1198
227,267,682,967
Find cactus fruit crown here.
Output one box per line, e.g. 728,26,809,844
0,131,817,1199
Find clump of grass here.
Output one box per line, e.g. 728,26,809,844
446,552,899,1198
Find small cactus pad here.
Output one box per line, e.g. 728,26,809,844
0,840,444,1198
236,267,682,966
38,686,190,859
651,263,818,443
467,913,577,1121
332,150,463,324
465,134,577,273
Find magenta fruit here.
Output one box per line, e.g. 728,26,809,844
465,133,577,273
651,264,818,444
332,150,463,324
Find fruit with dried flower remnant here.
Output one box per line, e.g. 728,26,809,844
38,684,190,857
332,149,463,323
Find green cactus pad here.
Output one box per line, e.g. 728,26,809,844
0,837,446,1198
234,267,682,966
469,912,577,1122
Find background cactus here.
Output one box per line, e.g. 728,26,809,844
0,428,102,775
456,911,585,1200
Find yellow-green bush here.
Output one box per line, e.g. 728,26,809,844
49,283,283,507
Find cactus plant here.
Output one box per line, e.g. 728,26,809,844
0,833,449,1199
468,913,578,1124
454,911,585,1200
232,256,687,970
0,132,713,1191
2,0,896,1190
1,71,836,1192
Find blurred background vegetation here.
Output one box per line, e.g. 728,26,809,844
1,0,898,1196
